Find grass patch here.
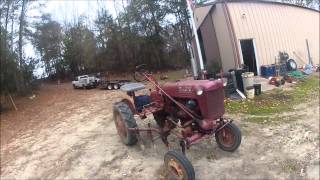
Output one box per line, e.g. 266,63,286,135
246,116,269,124
281,159,303,173
282,162,298,172
246,114,304,124
226,75,319,123
154,69,187,82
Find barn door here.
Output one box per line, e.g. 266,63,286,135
240,39,258,75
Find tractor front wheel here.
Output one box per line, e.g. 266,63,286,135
113,102,138,145
164,150,195,180
215,123,241,152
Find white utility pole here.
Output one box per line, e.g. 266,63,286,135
186,0,205,77
186,40,199,78
305,39,313,65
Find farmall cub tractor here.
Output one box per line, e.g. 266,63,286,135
113,65,241,180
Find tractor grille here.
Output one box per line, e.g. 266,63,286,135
201,87,225,119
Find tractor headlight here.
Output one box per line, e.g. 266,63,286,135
196,89,203,96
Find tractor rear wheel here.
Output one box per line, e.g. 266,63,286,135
164,150,195,180
215,123,241,152
113,102,138,145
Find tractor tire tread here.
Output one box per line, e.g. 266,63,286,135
215,123,242,152
164,150,195,180
113,102,138,145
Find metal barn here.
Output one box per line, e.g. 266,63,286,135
192,0,320,75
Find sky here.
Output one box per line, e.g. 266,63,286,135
26,0,120,77
44,0,119,26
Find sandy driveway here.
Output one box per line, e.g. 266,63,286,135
1,83,319,179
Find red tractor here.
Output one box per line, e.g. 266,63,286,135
113,65,241,180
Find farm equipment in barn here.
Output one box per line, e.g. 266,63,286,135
113,64,242,180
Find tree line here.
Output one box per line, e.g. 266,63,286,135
1,0,36,95
1,0,318,95
1,0,193,95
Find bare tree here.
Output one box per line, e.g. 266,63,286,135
17,0,27,92
18,0,26,68
4,0,10,41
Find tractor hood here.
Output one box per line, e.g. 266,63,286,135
162,79,224,97
162,79,225,120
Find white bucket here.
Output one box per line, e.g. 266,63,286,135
242,72,254,95
246,87,255,99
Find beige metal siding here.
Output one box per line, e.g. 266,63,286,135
200,15,222,73
211,4,237,72
194,5,213,29
227,2,320,67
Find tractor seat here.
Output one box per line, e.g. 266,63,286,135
120,83,145,92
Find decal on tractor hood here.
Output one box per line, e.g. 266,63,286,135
178,86,193,94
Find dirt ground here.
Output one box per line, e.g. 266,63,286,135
1,82,319,179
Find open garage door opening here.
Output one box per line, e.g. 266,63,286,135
240,39,258,75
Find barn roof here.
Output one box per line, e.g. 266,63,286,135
194,0,319,30
196,0,319,12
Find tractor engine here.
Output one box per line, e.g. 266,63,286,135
175,99,200,138
161,79,225,131
175,99,199,120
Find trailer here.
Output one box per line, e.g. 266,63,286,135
100,79,131,90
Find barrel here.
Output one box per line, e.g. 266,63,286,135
253,84,261,95
241,72,254,95
261,65,276,78
246,86,255,99
234,68,248,93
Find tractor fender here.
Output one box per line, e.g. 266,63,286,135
121,98,136,114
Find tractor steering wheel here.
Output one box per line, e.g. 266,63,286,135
134,64,149,82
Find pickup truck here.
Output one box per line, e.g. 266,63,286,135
72,75,100,89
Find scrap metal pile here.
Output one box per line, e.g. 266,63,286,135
263,51,318,87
